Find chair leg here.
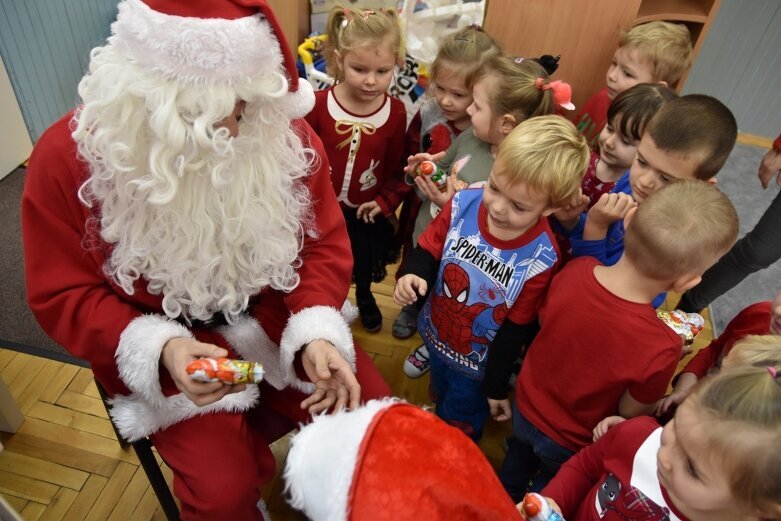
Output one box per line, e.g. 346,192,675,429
94,378,180,519
132,438,181,521
95,380,129,450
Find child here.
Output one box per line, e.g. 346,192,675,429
402,54,575,377
574,21,692,147
555,95,738,309
392,25,501,340
656,287,781,415
554,83,676,264
306,6,408,333
492,181,739,499
581,83,677,208
394,116,590,440
541,360,781,520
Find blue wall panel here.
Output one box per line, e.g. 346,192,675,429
0,0,116,142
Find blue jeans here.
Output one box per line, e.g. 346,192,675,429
428,351,489,441
499,400,575,502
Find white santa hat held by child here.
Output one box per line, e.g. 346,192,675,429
284,399,523,520
109,0,314,118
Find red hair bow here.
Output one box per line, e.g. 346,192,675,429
535,78,575,111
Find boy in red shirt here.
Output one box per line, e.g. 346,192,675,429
574,21,692,148
485,181,739,500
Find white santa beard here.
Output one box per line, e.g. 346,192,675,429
86,111,313,323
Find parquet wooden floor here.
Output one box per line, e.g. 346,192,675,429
0,259,712,520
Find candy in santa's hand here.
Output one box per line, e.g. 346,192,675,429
186,357,264,384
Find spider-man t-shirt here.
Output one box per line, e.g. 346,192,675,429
417,188,559,380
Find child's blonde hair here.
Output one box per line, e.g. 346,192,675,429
722,335,781,369
496,116,590,207
624,181,738,280
607,83,677,142
430,26,501,90
619,21,692,85
689,364,781,514
474,54,558,124
324,6,404,82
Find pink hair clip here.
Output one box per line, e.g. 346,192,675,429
515,57,525,64
536,77,575,111
769,366,778,378
362,9,375,20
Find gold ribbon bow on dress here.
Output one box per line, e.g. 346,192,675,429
335,120,377,161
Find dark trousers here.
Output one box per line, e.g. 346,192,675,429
429,351,490,441
498,400,575,503
678,189,781,312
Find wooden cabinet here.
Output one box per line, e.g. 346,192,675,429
267,0,311,56
484,0,721,113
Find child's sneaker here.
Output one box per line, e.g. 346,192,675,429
403,344,430,377
357,295,382,333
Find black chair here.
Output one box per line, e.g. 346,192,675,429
95,380,181,521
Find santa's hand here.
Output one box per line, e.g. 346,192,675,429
394,274,428,305
161,337,245,407
488,398,512,422
356,201,382,223
300,339,360,414
758,147,781,189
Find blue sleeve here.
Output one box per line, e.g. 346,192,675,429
652,291,666,309
570,220,625,265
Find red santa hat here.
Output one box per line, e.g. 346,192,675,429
108,0,314,117
284,399,523,521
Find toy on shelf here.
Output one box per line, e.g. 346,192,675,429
186,357,264,384
297,33,334,91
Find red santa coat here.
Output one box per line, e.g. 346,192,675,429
22,112,358,442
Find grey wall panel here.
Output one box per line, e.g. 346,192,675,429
0,0,116,142
683,0,780,139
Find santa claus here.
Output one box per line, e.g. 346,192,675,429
21,0,390,519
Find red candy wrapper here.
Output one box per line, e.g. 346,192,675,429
657,310,704,346
186,357,264,384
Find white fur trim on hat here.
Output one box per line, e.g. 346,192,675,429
279,306,356,393
283,79,315,120
108,385,259,442
115,314,192,409
111,0,284,85
284,398,400,521
217,316,285,390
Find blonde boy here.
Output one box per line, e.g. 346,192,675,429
575,21,693,146
394,116,589,440
495,181,739,499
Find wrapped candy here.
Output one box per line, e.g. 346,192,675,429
416,160,448,192
657,310,705,347
186,357,264,384
522,493,565,521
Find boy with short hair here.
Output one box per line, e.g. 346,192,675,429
575,21,693,147
394,116,589,440
490,181,739,500
562,94,738,272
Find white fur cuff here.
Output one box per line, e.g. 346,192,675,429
279,306,356,393
109,385,260,442
115,314,192,409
